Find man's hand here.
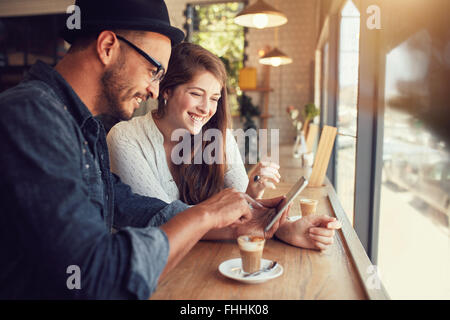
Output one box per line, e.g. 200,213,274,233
234,195,292,239
196,188,258,229
275,215,342,251
160,188,260,279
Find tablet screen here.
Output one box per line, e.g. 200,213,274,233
264,176,308,232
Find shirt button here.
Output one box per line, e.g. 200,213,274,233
84,141,88,145
63,106,68,111
82,148,87,154
85,164,90,169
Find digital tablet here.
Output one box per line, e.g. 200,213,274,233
264,176,308,232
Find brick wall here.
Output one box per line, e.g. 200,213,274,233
164,0,318,144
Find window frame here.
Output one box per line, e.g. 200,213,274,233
334,0,361,225
352,0,385,262
316,0,386,263
316,14,339,187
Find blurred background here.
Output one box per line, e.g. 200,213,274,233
0,0,449,299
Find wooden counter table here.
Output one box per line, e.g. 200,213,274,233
150,145,389,300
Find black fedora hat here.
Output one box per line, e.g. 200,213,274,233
61,0,185,46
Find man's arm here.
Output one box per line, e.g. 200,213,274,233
112,173,190,229
0,93,185,299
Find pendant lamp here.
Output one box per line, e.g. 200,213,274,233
259,47,292,67
234,0,288,29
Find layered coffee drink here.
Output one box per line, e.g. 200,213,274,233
237,235,265,273
300,198,318,216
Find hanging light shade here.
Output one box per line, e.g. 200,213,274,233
259,47,292,67
234,0,288,29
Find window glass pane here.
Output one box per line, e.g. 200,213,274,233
320,42,329,127
336,0,360,224
378,0,450,299
314,50,322,113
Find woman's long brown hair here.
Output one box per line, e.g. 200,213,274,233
154,42,230,205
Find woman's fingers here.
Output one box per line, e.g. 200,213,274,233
253,176,279,188
251,162,281,185
314,241,328,251
256,162,281,178
309,233,334,245
260,167,280,180
259,164,280,177
326,220,342,229
259,179,276,189
254,168,280,184
248,161,281,199
309,227,335,237
260,161,280,170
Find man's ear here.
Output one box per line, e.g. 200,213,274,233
96,31,119,66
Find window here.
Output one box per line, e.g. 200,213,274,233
376,0,450,299
315,0,449,300
185,1,245,115
335,0,360,224
319,42,329,129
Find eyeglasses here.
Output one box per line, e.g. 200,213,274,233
116,34,166,82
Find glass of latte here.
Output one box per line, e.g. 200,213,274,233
237,235,265,273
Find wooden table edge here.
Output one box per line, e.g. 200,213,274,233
324,179,390,300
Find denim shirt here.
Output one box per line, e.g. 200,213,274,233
0,61,189,299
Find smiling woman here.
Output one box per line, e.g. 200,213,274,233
107,42,281,208
158,70,222,136
151,42,230,204
107,42,244,205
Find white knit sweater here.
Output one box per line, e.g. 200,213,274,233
106,112,249,203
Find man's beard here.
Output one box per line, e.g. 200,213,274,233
98,55,134,121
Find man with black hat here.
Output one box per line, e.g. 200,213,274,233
0,0,291,299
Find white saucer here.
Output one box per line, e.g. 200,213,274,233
218,258,283,284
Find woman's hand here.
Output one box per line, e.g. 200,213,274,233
246,161,281,199
275,215,342,251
